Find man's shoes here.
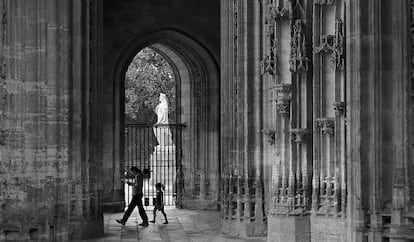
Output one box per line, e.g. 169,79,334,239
149,220,155,223
116,219,125,225
163,221,168,224
139,222,149,227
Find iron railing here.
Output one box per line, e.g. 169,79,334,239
124,124,184,208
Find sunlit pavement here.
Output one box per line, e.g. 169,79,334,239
79,207,266,242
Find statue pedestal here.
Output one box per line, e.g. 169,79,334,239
153,127,173,146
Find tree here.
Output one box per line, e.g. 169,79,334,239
124,47,176,124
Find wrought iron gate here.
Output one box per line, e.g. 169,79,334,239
124,124,184,207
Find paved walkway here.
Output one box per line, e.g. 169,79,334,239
80,208,266,242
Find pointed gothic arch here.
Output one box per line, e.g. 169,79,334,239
103,29,221,210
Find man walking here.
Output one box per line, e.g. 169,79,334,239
116,167,149,226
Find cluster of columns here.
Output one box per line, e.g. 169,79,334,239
220,0,267,237
221,0,414,241
0,1,103,240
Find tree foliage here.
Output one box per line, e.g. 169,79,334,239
124,47,176,124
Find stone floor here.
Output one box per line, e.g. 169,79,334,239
79,207,266,242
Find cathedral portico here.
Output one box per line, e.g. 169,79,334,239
0,0,413,241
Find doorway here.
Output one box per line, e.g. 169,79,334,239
102,30,220,213
123,47,183,208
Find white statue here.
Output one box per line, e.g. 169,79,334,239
154,93,173,146
155,93,169,125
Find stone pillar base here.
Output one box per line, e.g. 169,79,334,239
102,189,125,212
70,218,104,240
102,201,125,213
310,216,346,242
267,215,310,242
222,219,266,238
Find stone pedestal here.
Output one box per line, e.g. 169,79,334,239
267,216,310,242
310,216,346,242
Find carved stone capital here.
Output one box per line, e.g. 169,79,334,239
261,129,276,145
316,117,335,135
290,128,310,143
333,101,346,116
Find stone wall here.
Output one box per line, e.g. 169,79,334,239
221,0,414,241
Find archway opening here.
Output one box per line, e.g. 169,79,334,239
102,30,221,217
123,46,180,209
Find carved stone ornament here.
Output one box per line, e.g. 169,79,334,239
333,101,345,116
0,129,6,146
260,24,277,76
261,129,276,145
276,101,290,117
289,20,309,72
316,117,335,135
314,34,336,53
269,4,292,21
274,84,292,117
260,55,276,75
333,19,345,69
267,25,277,53
274,83,292,100
314,0,335,5
290,128,310,143
313,19,344,69
0,82,7,146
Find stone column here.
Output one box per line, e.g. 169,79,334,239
388,1,414,241
221,0,267,237
310,1,347,241
0,1,103,240
346,1,414,241
266,0,313,241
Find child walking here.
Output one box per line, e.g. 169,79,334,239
150,183,168,224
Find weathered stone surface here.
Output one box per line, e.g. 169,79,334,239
0,0,104,240
267,216,310,242
310,216,346,242
1,0,413,241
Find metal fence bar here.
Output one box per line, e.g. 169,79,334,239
124,124,185,207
